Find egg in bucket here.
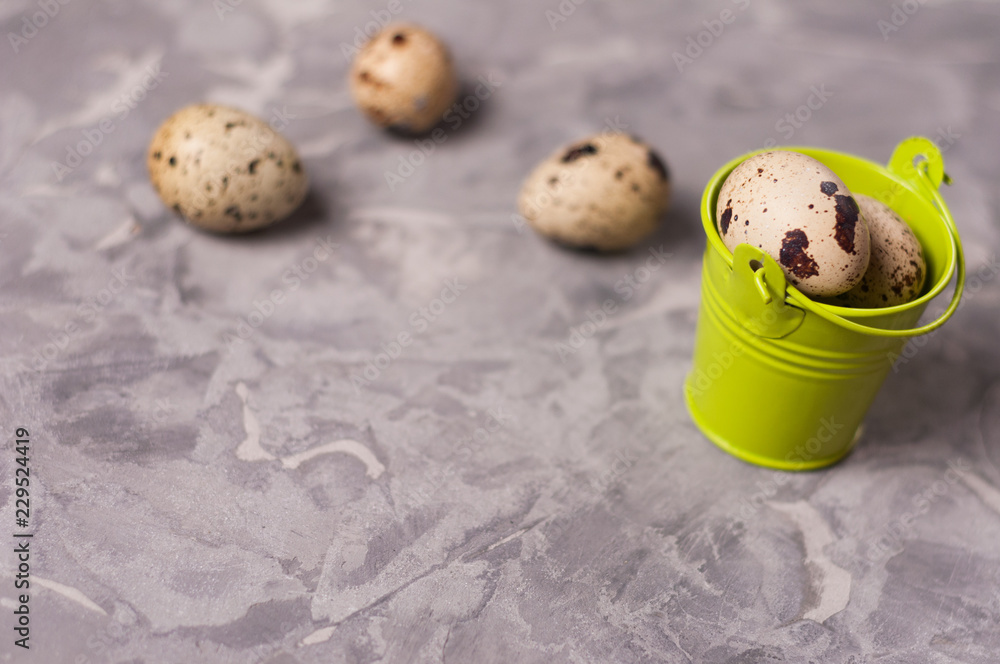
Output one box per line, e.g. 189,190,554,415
685,137,966,470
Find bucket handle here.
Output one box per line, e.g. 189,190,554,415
789,138,966,338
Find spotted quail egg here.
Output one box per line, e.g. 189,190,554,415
349,23,458,134
517,132,671,251
716,150,870,297
828,194,925,307
147,104,308,233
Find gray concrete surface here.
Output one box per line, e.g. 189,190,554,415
2,0,1000,662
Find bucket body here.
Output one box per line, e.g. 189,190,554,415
685,138,963,470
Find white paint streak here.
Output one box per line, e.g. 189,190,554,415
541,38,638,67
95,217,139,250
484,525,533,553
960,472,1000,514
18,182,80,197
31,576,107,615
93,162,122,187
349,207,455,228
235,382,274,461
282,90,354,117
33,50,165,142
770,500,852,623
232,383,384,478
300,625,336,646
204,53,295,117
296,131,346,158
605,280,701,332
261,0,340,35
281,439,384,478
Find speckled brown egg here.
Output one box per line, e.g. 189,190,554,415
147,104,308,233
717,151,870,297
828,194,926,307
517,133,671,251
349,23,458,134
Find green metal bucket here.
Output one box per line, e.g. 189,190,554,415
685,137,966,470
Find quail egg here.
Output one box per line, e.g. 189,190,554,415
349,23,458,134
517,132,671,251
147,104,308,233
717,150,870,297
828,194,925,307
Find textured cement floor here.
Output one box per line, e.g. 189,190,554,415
2,0,1000,662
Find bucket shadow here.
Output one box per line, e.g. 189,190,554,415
976,381,1000,480
861,304,1000,459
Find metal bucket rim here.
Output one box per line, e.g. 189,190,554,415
700,140,963,335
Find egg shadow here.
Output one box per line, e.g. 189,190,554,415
216,187,333,245
441,77,496,138
632,188,707,260
383,76,495,143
